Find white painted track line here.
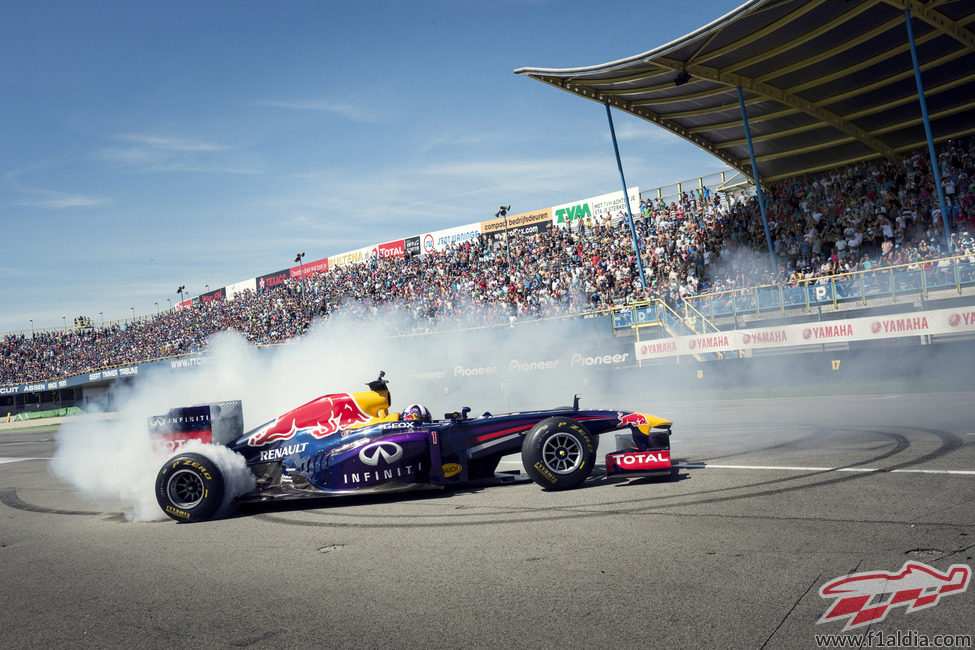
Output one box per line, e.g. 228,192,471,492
0,457,50,465
676,463,975,476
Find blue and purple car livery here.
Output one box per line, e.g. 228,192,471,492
152,372,674,522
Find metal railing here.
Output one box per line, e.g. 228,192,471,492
614,254,975,329
639,168,752,207
2,315,150,339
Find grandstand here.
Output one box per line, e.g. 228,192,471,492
3,0,975,418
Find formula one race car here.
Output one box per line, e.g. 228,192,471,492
151,372,673,522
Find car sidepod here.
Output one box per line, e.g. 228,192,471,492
315,430,438,491
247,423,448,495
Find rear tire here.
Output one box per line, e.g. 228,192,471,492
155,453,225,522
521,417,595,490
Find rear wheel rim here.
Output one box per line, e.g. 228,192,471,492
167,469,205,509
541,433,583,474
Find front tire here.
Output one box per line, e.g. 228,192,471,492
522,417,595,490
155,453,225,522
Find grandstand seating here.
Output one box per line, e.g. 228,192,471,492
2,138,974,391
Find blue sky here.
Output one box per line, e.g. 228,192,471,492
1,0,742,334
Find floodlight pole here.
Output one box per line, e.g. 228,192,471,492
904,8,953,254
604,103,648,290
737,86,777,276
294,252,306,310
496,206,512,281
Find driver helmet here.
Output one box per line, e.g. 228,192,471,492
401,403,431,423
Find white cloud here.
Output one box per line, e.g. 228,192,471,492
95,132,260,174
14,190,113,210
115,133,228,152
256,99,387,122
247,153,616,246
253,83,399,124
5,162,113,210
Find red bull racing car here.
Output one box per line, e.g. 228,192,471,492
151,372,674,522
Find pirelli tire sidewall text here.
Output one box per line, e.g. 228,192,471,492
521,416,595,491
155,452,226,523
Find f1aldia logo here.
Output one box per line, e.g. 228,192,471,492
818,561,971,631
358,441,403,467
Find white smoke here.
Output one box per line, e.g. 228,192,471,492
49,304,643,522
49,401,164,522
172,439,257,517
48,331,263,521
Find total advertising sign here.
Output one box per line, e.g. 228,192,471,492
552,187,640,227
634,306,975,360
372,239,405,260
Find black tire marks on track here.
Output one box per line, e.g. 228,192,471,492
0,425,966,526
0,487,101,516
253,425,966,529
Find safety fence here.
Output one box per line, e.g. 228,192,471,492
613,254,975,330
639,168,750,206
4,406,84,422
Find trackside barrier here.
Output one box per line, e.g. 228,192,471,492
11,406,84,421
634,305,975,361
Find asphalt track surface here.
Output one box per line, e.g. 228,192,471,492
1,393,973,649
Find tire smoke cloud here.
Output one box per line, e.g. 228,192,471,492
48,305,648,521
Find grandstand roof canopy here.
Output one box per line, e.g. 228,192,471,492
514,0,975,185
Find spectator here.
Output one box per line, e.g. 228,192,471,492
3,138,975,385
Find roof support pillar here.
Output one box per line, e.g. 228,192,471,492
604,102,648,290
904,8,953,253
736,87,777,275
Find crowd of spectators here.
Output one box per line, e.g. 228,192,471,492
4,139,975,385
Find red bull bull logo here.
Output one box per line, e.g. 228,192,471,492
617,412,649,427
248,393,372,446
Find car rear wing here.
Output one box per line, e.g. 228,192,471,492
148,401,243,453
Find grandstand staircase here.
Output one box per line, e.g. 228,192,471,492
627,299,724,362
